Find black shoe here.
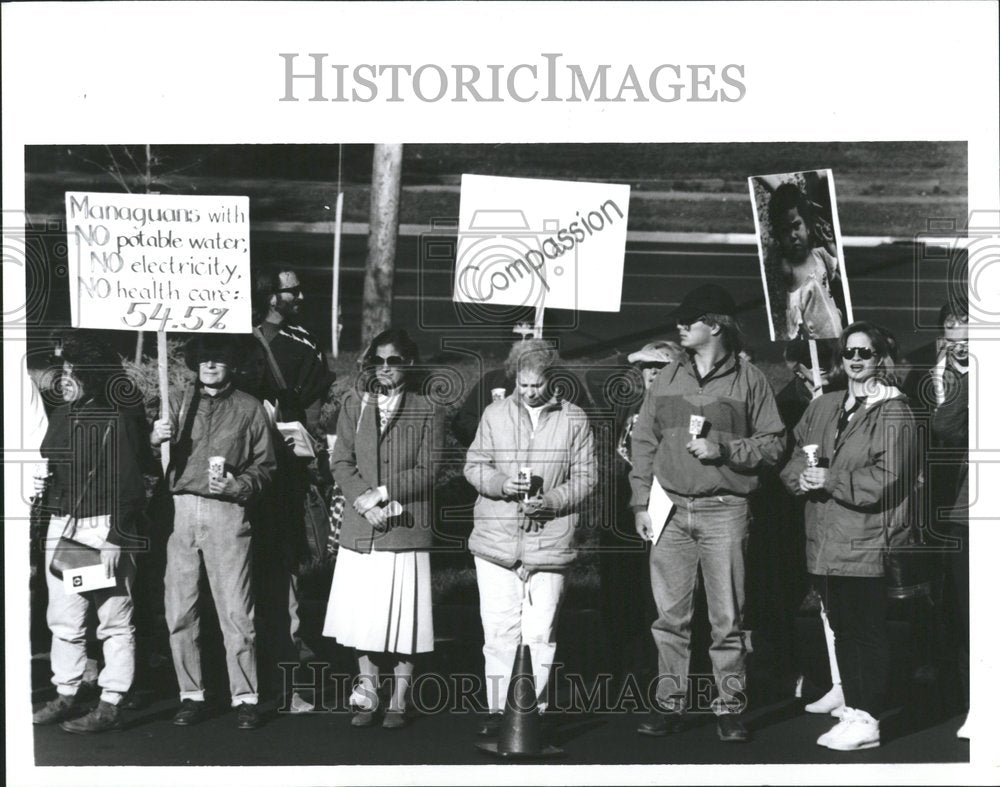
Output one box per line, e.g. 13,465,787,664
172,699,207,727
236,703,263,730
637,709,687,737
350,705,380,728
716,713,750,743
33,694,83,726
477,712,503,737
59,700,123,734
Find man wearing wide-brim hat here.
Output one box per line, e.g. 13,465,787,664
628,284,785,743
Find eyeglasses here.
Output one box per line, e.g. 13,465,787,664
841,347,876,361
277,285,303,297
369,355,405,367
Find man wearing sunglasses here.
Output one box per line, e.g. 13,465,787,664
249,264,334,713
629,284,785,744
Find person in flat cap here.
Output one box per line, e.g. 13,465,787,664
629,284,785,743
152,332,276,730
600,338,682,687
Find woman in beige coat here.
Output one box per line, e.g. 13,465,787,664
464,342,596,736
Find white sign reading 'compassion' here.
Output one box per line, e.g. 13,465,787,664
454,175,630,312
65,192,252,333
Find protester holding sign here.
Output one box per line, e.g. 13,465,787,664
152,334,276,730
32,331,152,734
629,284,784,743
463,342,596,736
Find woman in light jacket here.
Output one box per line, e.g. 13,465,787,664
781,321,917,751
323,328,442,729
464,341,596,736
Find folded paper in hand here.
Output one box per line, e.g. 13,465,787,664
263,400,315,459
647,476,675,545
277,421,315,459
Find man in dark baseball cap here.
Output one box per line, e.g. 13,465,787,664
630,282,784,743
669,283,739,326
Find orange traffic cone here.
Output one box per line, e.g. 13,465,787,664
476,645,563,759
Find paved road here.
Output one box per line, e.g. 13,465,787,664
32,691,968,767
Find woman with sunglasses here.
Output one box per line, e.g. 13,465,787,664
780,322,918,751
322,328,442,729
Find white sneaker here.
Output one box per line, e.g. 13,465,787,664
288,691,315,714
816,709,853,748
956,712,971,740
823,707,880,751
805,684,845,717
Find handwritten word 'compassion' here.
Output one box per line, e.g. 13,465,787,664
457,198,623,302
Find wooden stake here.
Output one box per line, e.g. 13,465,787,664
808,338,824,399
533,302,545,340
157,331,170,473
134,331,143,365
361,144,404,348
331,191,344,358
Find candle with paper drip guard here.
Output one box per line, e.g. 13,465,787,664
688,415,706,438
208,456,226,481
519,466,533,502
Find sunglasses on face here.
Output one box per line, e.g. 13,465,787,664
369,355,405,367
277,285,303,297
841,347,876,361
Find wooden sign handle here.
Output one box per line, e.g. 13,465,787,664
808,338,824,399
157,331,170,474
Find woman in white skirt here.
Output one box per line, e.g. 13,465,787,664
323,328,442,729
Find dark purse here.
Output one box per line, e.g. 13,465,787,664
49,426,112,581
882,490,937,601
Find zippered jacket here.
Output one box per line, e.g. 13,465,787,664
780,385,918,576
164,383,276,505
629,353,785,505
464,394,596,570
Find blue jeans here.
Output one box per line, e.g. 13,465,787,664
165,494,258,705
649,494,750,714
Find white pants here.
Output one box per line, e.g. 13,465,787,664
44,515,135,705
474,557,565,713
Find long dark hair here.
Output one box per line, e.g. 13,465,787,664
59,330,129,405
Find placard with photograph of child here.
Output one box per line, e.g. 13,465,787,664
748,169,854,341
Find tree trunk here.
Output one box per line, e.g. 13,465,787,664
361,144,404,348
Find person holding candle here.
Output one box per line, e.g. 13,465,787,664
629,284,785,743
780,321,918,751
464,342,596,736
153,334,276,730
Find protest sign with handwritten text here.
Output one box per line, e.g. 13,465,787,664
453,175,631,313
65,192,252,333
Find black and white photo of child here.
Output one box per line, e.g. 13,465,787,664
749,170,853,341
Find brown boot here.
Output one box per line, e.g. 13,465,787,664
59,700,123,734
33,694,82,725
